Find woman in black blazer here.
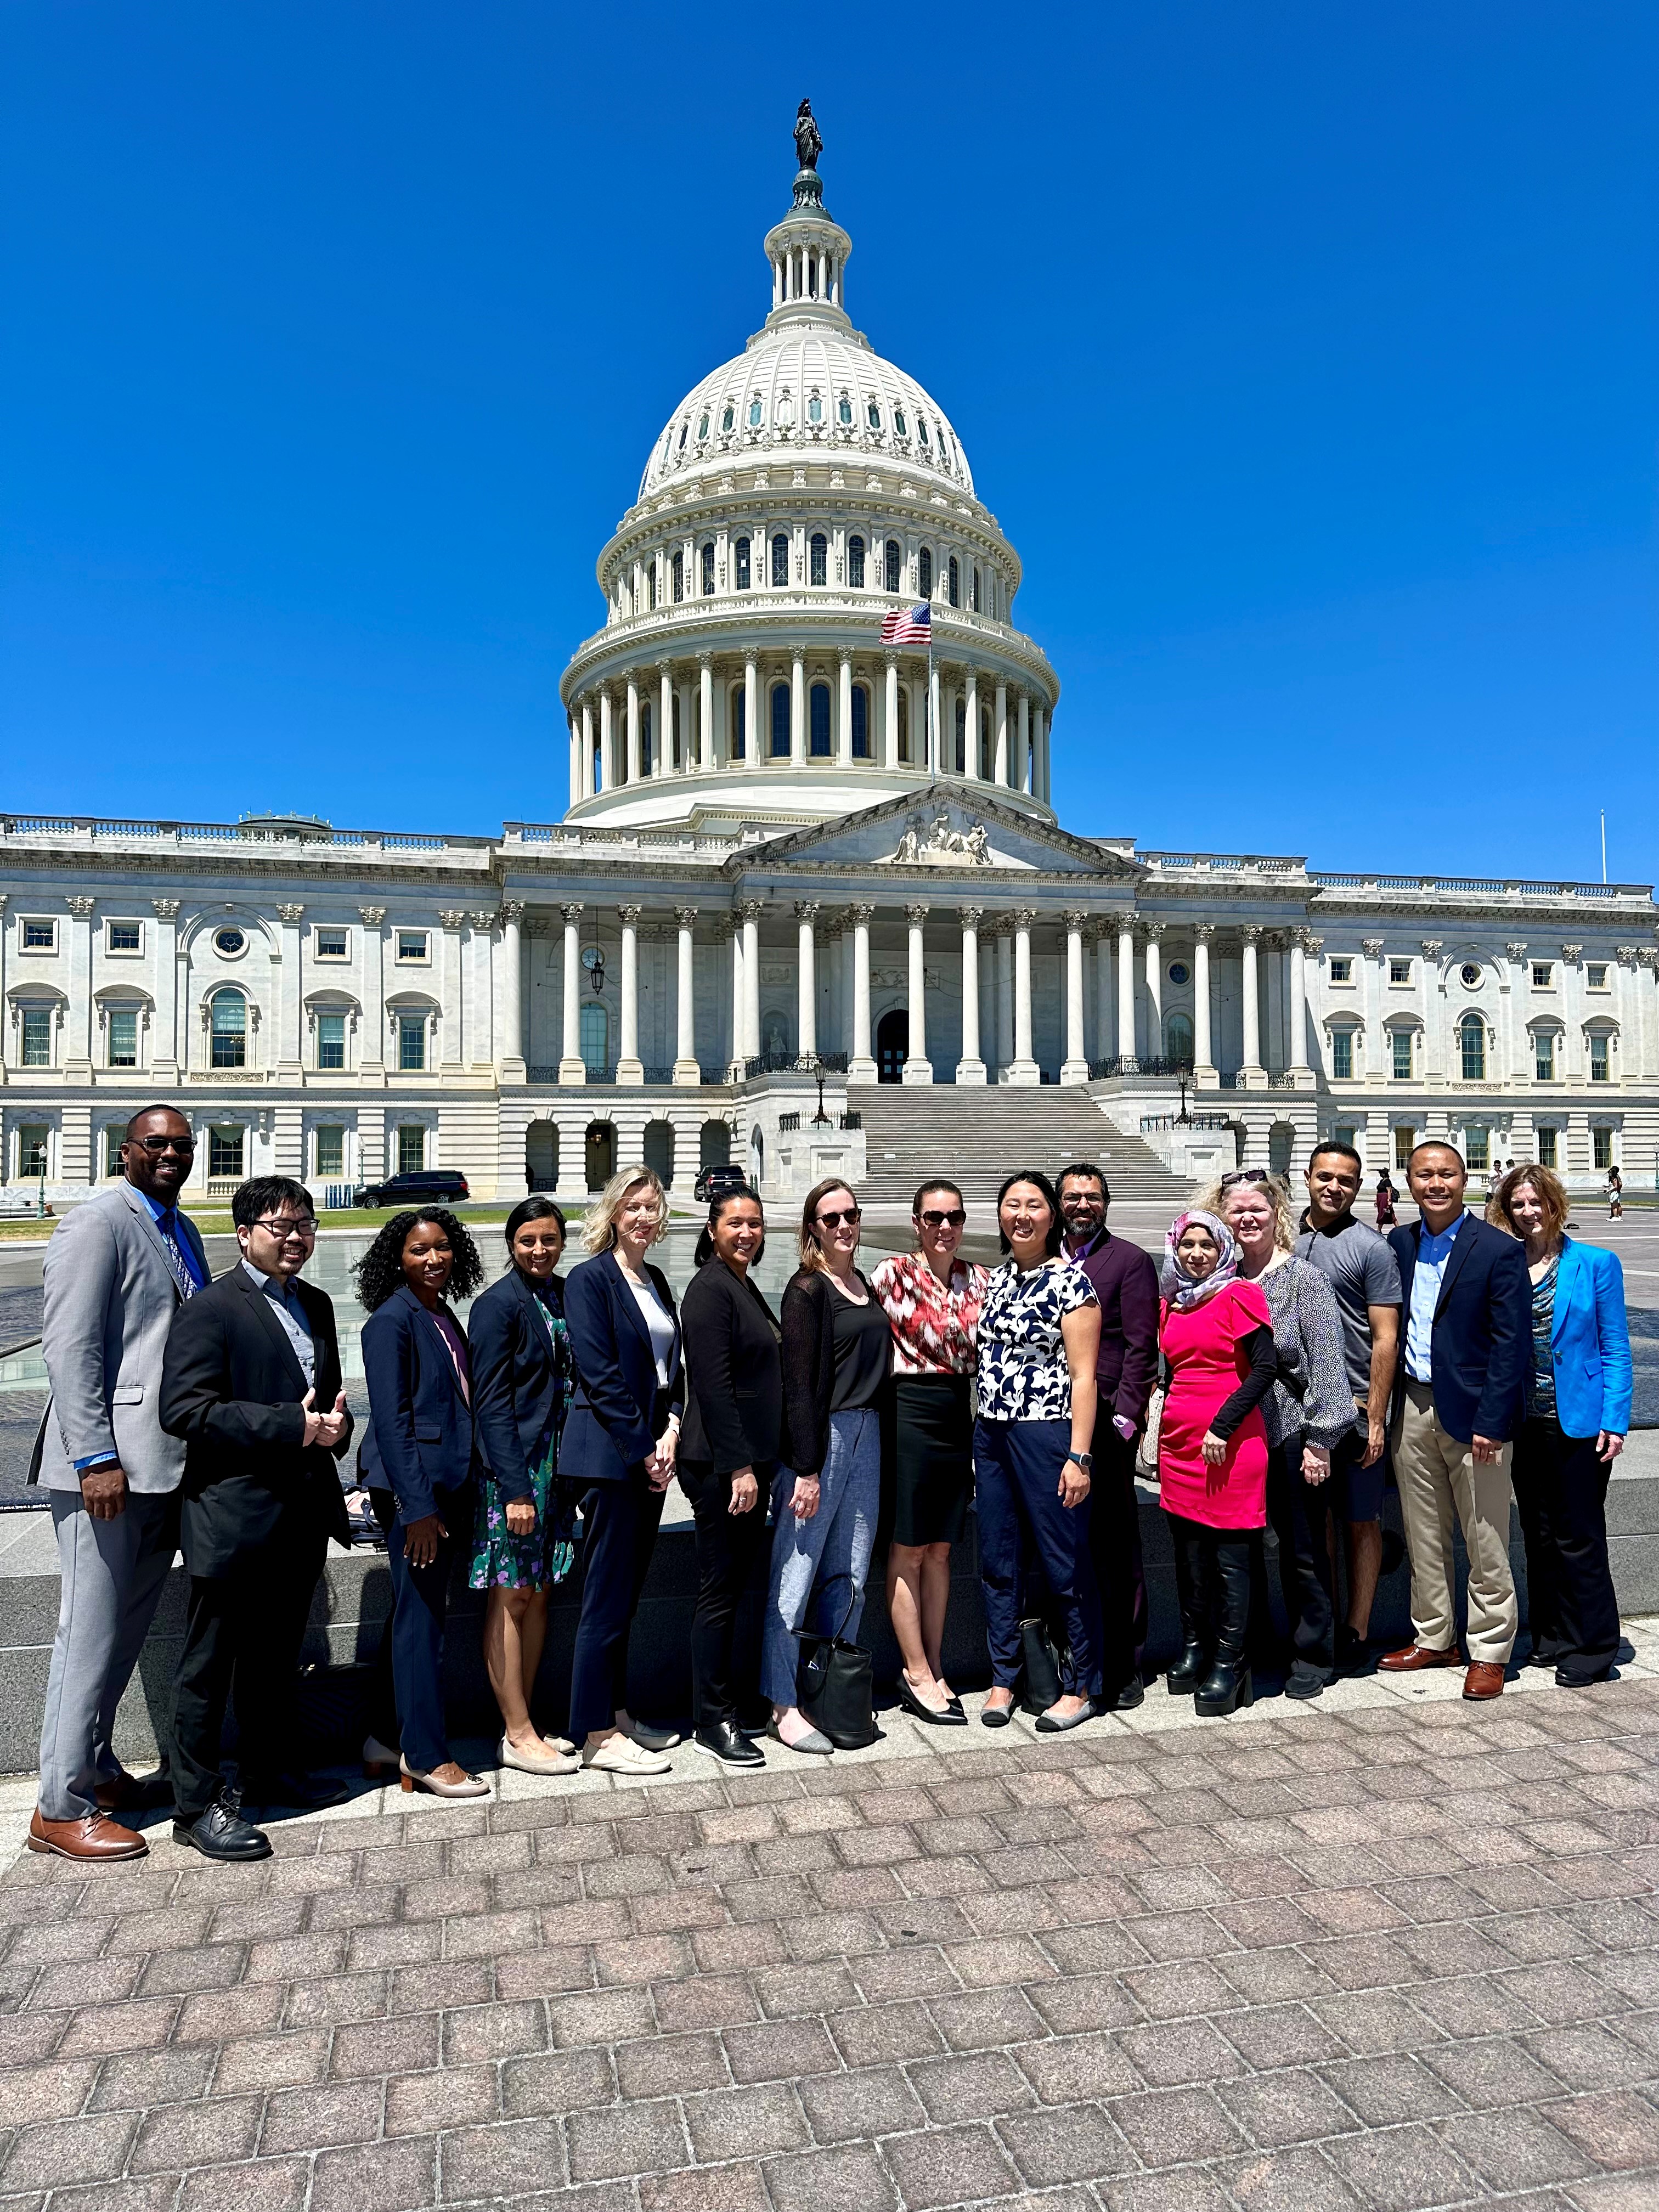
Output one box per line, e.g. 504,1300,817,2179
560,1167,684,1776
357,1208,487,1798
468,1198,579,1778
678,1185,782,1768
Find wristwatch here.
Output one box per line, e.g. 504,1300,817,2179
1065,1450,1093,1471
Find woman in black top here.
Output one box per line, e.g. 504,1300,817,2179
678,1184,782,1768
764,1178,893,1756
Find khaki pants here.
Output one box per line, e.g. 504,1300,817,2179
1392,1380,1517,1663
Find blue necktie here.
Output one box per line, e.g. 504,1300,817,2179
155,1211,199,1300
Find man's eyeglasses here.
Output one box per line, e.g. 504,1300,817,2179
919,1209,966,1229
816,1206,861,1230
131,1135,194,1155
252,1217,317,1239
1220,1168,1271,1189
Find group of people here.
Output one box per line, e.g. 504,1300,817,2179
26,1101,1633,1869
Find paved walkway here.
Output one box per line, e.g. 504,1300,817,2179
3,1637,1659,2210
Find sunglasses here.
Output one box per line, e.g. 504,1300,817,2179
131,1135,194,1155
1220,1168,1271,1189
919,1209,966,1229
816,1206,861,1230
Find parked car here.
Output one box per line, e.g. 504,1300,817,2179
693,1164,747,1205
353,1169,471,1210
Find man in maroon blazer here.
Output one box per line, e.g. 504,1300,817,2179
1059,1164,1160,1709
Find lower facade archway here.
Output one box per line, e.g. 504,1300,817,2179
643,1118,675,1187
585,1120,616,1192
700,1119,732,1171
1268,1120,1296,1177
525,1120,558,1193
876,1007,908,1084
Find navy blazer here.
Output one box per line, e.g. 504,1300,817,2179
359,1283,475,1521
470,1267,568,1504
560,1250,683,1487
1389,1213,1531,1445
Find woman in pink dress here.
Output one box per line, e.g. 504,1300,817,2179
1157,1209,1276,1716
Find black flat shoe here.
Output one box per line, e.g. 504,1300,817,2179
980,1699,1014,1729
1035,1697,1101,1734
693,1719,765,1767
243,1770,351,1812
898,1677,968,1727
1107,1677,1146,1712
173,1796,272,1863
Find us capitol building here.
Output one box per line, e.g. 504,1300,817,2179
4,112,1655,1206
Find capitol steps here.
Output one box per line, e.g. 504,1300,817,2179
849,1084,1197,1210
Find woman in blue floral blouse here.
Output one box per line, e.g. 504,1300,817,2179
469,1198,580,1776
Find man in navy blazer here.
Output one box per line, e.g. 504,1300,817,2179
1380,1142,1530,1700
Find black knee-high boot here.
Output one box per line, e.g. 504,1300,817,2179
1195,1533,1255,1718
1167,1516,1211,1694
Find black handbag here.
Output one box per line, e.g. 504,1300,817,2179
795,1587,879,1748
1019,1615,1066,1715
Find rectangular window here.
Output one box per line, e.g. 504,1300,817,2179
1333,1125,1357,1155
1330,1031,1353,1079
107,921,141,953
396,930,428,963
104,1124,125,1176
208,1126,244,1180
809,684,831,758
735,536,751,590
1593,1126,1613,1171
1587,963,1607,989
851,686,870,759
1389,958,1412,984
210,994,246,1069
770,684,791,759
1532,962,1553,988
21,919,55,951
1328,957,1352,983
771,534,789,587
1589,1033,1610,1082
1534,1031,1555,1081
1537,1125,1559,1169
317,1012,346,1070
314,1124,345,1178
397,1014,426,1072
579,1000,608,1075
397,1124,425,1175
731,687,746,760
1394,1125,1415,1170
1391,1030,1413,1081
21,1009,52,1066
107,1009,138,1068
315,927,348,960
18,1124,49,1177
1465,1127,1489,1171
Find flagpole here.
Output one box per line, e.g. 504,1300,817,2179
927,636,934,776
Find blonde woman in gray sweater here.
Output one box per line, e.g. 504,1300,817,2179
1205,1170,1355,1699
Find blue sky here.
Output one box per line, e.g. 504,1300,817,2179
3,4,1655,881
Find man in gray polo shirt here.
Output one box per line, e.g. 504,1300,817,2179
1294,1142,1402,1669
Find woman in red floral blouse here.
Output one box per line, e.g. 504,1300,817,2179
870,1181,989,1725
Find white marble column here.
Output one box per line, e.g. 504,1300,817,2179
796,902,819,1057
884,655,900,771
1062,911,1088,1084
837,652,853,770
1009,910,1039,1084
580,699,596,799
559,903,585,1085
995,924,1014,1077
699,656,715,773
498,902,526,1083
929,662,942,776
63,897,95,1073
1017,693,1031,794
741,900,762,1062
744,658,759,767
791,654,806,766
1289,929,1311,1075
963,668,979,782
438,911,466,1073
1144,926,1164,1062
1118,918,1137,1070
1193,923,1216,1081
848,904,875,1082
617,906,642,1085
599,690,616,791
1092,924,1113,1063
1240,926,1263,1082
467,910,497,1071
1420,940,1444,1082
673,908,699,1085
625,679,641,784
902,905,932,1084
957,907,986,1084
567,716,580,810
727,918,744,1075
994,682,1009,788
151,898,181,1080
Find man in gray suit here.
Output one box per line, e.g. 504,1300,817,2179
28,1104,208,1861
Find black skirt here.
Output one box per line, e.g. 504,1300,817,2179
891,1373,975,1547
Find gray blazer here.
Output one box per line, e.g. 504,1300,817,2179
33,1181,210,1496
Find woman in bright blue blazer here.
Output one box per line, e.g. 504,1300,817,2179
1488,1165,1630,1684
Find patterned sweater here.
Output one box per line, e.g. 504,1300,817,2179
1256,1257,1357,1451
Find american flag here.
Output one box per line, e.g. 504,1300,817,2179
879,603,932,645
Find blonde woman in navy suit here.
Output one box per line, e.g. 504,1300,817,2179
1488,1165,1631,1685
561,1167,684,1775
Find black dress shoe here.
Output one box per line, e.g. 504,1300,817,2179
1107,1676,1146,1712
243,1771,351,1812
692,1719,765,1767
1035,1697,1101,1734
898,1677,968,1726
173,1797,272,1863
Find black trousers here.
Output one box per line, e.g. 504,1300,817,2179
1513,1415,1621,1682
1265,1437,1339,1675
570,1477,667,1737
1168,1513,1252,1663
171,1521,326,1818
1087,1405,1148,1696
678,1458,771,1727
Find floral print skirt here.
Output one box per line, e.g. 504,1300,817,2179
469,1458,578,1592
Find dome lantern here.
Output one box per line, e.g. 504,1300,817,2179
762,98,853,336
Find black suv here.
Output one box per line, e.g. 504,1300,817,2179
693,1164,748,1205
353,1169,471,1210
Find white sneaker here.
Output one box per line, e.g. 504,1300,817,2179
619,1718,681,1753
583,1736,672,1776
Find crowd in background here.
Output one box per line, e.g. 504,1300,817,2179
24,1102,1635,1866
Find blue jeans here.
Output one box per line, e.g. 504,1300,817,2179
973,1418,1103,1698
763,1408,881,1708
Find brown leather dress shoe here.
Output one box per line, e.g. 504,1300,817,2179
1463,1662,1506,1700
27,1808,148,1861
1378,1643,1462,1673
94,1770,172,1814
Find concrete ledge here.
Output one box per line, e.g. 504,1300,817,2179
4,1436,1656,1777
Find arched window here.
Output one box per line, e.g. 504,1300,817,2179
721,401,734,433
640,701,653,775
696,411,709,441
851,685,871,759
838,393,852,425
954,697,967,775
735,535,751,590
1165,1013,1194,1066
646,561,658,611
672,549,684,603
810,533,827,586
810,682,832,758
808,392,822,424
731,685,746,760
970,566,980,614
579,1002,608,1076
918,547,933,598
771,533,789,586
1459,1013,1486,1081
748,394,762,428
677,421,687,450
894,406,908,437
670,692,681,769
867,397,881,430
701,541,715,595
210,988,247,1070
918,416,930,446
770,682,791,758
848,534,865,588
884,539,901,594
775,390,794,428
898,689,911,764
947,555,960,607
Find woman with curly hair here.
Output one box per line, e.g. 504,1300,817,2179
357,1208,490,1797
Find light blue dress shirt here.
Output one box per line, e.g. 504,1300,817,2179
242,1258,315,1390
1403,1211,1467,1383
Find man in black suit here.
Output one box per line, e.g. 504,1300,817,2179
160,1175,352,1859
1379,1142,1530,1701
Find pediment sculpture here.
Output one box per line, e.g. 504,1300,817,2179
891,809,991,867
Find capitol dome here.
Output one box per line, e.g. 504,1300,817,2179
558,109,1058,834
